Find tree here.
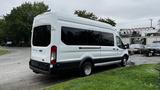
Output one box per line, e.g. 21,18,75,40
74,10,116,27
3,2,48,46
0,19,6,44
98,18,116,27
74,10,98,20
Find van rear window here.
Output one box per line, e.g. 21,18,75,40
33,25,51,47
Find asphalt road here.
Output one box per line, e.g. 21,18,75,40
0,47,76,90
0,47,159,90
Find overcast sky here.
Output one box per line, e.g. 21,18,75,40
1,0,160,29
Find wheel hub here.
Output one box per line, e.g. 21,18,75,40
84,65,92,75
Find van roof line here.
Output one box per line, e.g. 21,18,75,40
35,12,116,31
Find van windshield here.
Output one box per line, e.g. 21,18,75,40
32,25,51,47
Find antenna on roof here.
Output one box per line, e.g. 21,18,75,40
53,0,57,13
48,0,55,13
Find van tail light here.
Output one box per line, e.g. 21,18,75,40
51,46,57,65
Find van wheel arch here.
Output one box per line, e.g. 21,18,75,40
79,57,94,76
79,57,94,68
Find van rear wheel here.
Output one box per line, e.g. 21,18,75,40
80,62,93,76
33,70,39,74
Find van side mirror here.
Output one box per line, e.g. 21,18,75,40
124,44,129,49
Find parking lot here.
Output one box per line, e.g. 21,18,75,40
0,47,159,90
129,54,160,65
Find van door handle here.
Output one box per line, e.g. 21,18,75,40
39,50,43,52
79,47,101,49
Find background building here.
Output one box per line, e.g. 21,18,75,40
120,27,157,37
120,20,160,45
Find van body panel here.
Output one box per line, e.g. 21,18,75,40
30,12,129,74
31,46,51,63
58,45,101,62
57,20,101,63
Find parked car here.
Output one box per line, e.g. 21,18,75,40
153,41,160,43
129,44,144,54
144,43,160,57
29,12,129,76
6,41,13,46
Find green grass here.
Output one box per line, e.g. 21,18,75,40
45,64,159,90
0,48,9,56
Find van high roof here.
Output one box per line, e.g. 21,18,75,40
35,12,116,31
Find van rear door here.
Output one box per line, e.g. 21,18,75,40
31,25,51,63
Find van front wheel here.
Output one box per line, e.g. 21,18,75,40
80,62,93,76
121,56,128,67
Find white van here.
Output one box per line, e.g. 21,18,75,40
29,12,129,76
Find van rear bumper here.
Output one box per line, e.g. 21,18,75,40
29,59,81,74
29,59,52,74
30,65,51,74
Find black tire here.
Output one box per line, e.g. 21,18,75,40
147,52,153,57
33,71,39,74
80,61,93,76
121,56,128,67
130,51,134,55
152,52,156,56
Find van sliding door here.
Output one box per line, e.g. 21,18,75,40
60,27,101,62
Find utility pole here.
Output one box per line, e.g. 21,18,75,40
157,20,160,30
150,19,153,28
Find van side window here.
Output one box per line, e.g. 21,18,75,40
61,27,101,45
116,36,125,49
101,32,114,46
61,26,114,46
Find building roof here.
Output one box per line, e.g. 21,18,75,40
120,27,155,31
